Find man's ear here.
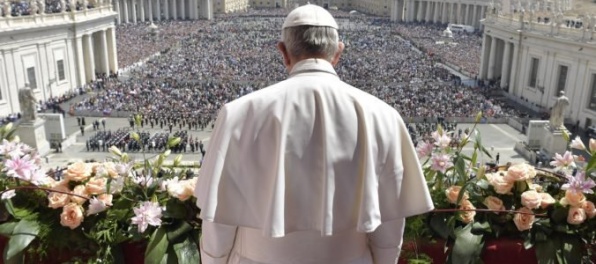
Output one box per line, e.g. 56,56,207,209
277,42,292,69
331,42,345,67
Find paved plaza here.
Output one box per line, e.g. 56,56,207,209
38,106,530,171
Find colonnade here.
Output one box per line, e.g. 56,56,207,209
75,27,119,85
113,0,212,24
478,34,518,90
391,0,489,29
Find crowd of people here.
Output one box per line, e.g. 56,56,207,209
2,0,96,17
72,9,533,132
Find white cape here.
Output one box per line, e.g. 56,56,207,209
195,59,433,238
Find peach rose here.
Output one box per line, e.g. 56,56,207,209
458,200,476,224
504,163,536,182
97,194,113,206
521,190,543,209
529,183,543,192
561,191,587,207
95,162,119,178
582,201,596,219
63,162,92,182
539,193,556,209
167,178,196,201
70,185,88,205
47,185,71,209
567,207,587,225
60,203,84,229
445,186,469,204
487,173,514,194
513,207,535,231
483,196,505,213
85,176,107,195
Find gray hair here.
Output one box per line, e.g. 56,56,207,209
281,26,339,61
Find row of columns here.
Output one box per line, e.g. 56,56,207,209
392,0,488,29
74,28,118,86
479,34,518,90
114,0,212,24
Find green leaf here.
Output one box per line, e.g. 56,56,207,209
146,227,169,264
535,238,559,264
173,237,200,264
429,213,450,239
475,179,489,190
585,154,596,171
0,222,17,236
165,200,188,220
449,224,484,264
471,221,491,233
4,200,16,218
454,156,468,184
166,221,193,243
6,219,39,260
561,235,583,264
167,137,181,148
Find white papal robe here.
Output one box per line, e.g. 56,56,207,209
195,58,434,264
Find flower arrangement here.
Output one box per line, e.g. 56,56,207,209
403,118,596,264
0,119,201,263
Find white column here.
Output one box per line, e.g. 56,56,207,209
107,27,118,73
508,43,519,94
99,30,109,74
472,5,478,28
487,36,497,79
123,0,129,23
157,0,162,20
164,0,169,19
480,6,486,28
148,0,155,22
500,42,512,88
75,36,86,86
479,34,489,79
131,0,137,23
433,2,437,22
464,4,470,25
441,2,448,24
115,0,121,24
425,1,431,21
172,0,177,19
83,34,95,82
180,0,185,19
140,0,145,21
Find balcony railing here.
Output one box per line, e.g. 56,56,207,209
0,4,116,31
483,12,596,43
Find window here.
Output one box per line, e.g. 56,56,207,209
26,67,37,89
555,65,568,96
57,60,66,81
528,58,539,88
589,74,596,111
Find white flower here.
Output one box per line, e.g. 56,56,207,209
570,136,586,150
1,190,16,200
131,201,163,233
87,197,108,216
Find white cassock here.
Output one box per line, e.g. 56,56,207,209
195,59,434,264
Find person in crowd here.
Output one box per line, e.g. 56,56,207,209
195,5,433,263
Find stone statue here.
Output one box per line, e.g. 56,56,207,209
549,91,569,130
18,88,37,121
59,0,65,12
30,0,39,15
3,1,11,17
38,0,45,14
